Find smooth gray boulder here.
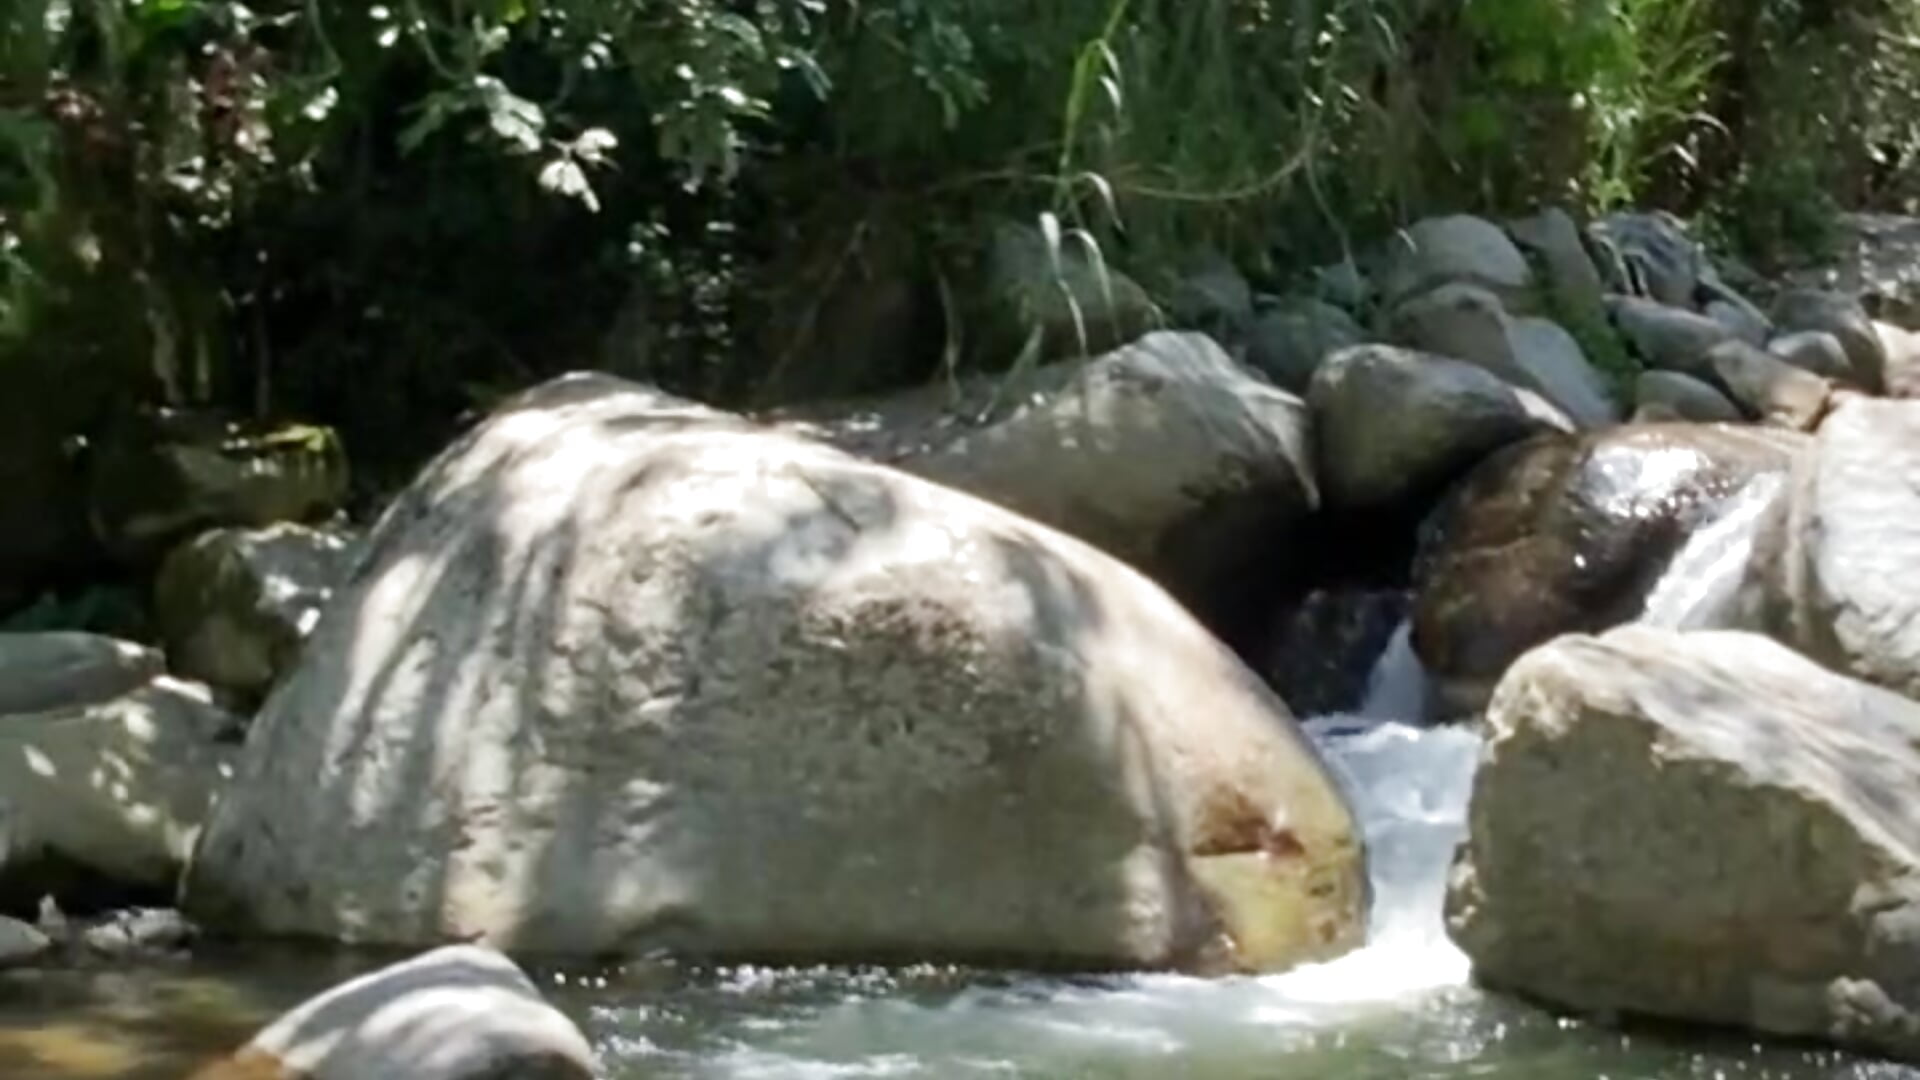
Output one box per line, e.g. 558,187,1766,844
1705,340,1833,431
1706,298,1770,346
1609,295,1734,378
183,373,1366,973
1633,371,1742,423
1738,398,1920,700
1588,211,1708,307
1768,330,1855,382
1309,344,1566,511
1771,288,1886,392
191,945,596,1080
1450,625,1920,1064
1244,298,1367,393
0,916,50,968
1506,208,1605,319
1381,215,1537,312
778,331,1317,622
1390,284,1616,427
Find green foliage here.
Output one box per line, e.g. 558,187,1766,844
1,0,1916,495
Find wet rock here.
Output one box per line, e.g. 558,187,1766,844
777,331,1316,626
0,916,51,968
1380,215,1537,313
1449,625,1920,1065
1411,425,1803,714
1309,344,1566,512
1770,288,1886,392
87,411,349,565
1258,588,1409,717
1244,298,1367,393
1389,284,1616,426
154,524,360,705
1767,330,1855,382
1633,371,1742,423
190,945,596,1080
1704,340,1833,430
0,672,240,912
0,632,163,715
1737,399,1920,701
183,373,1365,974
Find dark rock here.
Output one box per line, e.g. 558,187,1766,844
1411,424,1804,714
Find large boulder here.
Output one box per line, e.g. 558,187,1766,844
1770,289,1886,392
1243,298,1367,393
154,524,360,705
1448,625,1920,1063
1389,284,1616,427
1737,399,1920,700
1168,252,1254,342
0,648,240,912
181,373,1366,973
1380,215,1537,312
777,331,1317,622
1411,425,1803,715
189,945,596,1080
1308,344,1566,512
87,411,349,564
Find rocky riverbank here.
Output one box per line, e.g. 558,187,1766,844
7,206,1920,1073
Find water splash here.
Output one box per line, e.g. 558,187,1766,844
1356,618,1430,724
1639,474,1783,630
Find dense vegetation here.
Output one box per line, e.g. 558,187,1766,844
2,0,1917,485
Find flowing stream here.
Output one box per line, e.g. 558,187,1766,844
0,625,1913,1078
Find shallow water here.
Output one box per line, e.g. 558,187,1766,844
1,639,1915,1079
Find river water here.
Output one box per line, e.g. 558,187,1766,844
1,620,1914,1078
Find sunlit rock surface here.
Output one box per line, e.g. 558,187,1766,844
184,373,1363,974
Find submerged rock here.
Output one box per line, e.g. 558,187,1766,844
154,524,360,705
1309,344,1565,512
1449,625,1920,1064
1737,398,1920,700
1411,424,1802,715
183,373,1365,974
189,945,596,1080
1257,588,1409,718
776,331,1317,626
